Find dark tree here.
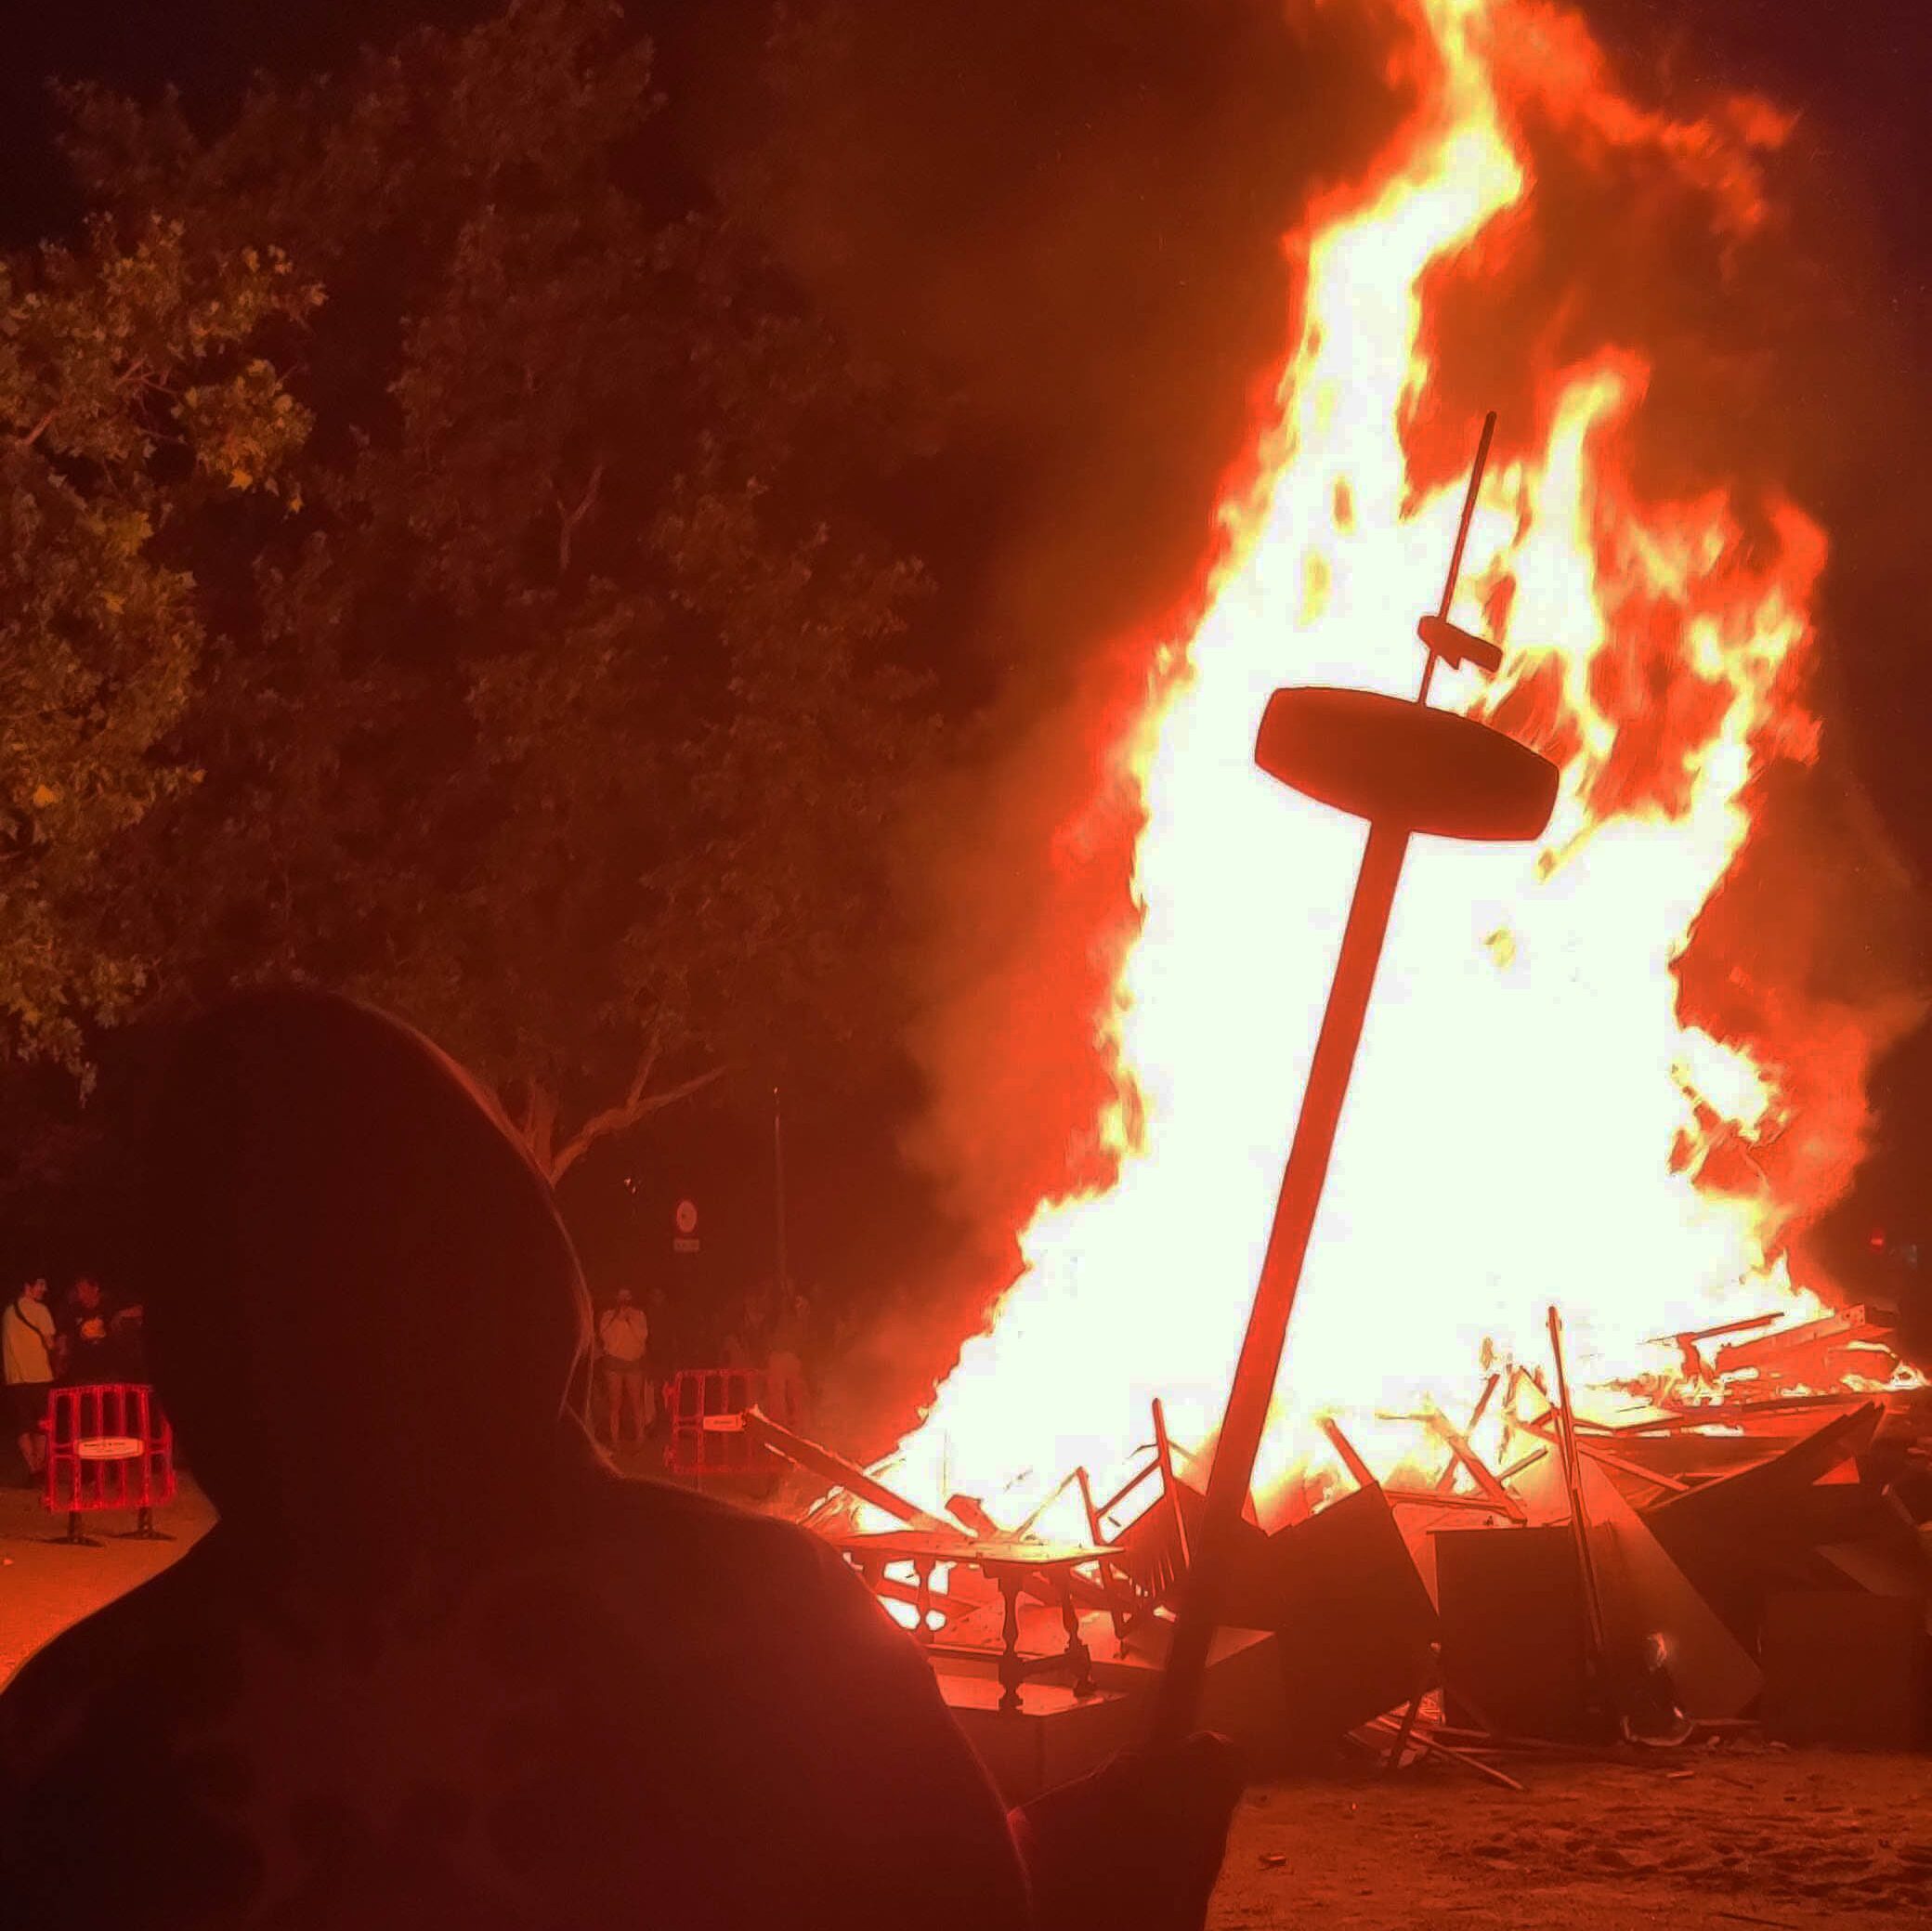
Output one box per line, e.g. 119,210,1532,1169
62,0,936,1180
0,213,313,1076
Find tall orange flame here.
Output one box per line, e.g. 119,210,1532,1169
885,0,1865,1520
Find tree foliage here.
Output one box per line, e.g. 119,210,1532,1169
0,214,313,1075
60,0,937,1178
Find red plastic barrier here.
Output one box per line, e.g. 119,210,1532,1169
663,1367,771,1480
42,1383,176,1545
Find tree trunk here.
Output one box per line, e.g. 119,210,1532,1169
522,1078,559,1177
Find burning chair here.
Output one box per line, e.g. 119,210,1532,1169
1076,1399,1201,1643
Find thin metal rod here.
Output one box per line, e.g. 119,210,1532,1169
773,1085,789,1289
1545,1306,1610,1672
1149,820,1412,1746
1416,410,1497,706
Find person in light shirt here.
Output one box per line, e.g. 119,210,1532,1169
3,1277,58,1481
597,1286,653,1446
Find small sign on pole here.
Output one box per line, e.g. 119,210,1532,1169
672,1198,699,1255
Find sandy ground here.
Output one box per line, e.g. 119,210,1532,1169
6,1468,1928,1930
1215,1749,1932,1930
0,1465,215,1689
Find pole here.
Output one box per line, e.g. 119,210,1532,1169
1545,1306,1610,1686
773,1085,789,1291
1149,819,1412,1745
1416,410,1496,707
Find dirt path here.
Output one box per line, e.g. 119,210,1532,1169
0,1470,215,1690
7,1475,1928,1931
1218,1748,1932,1929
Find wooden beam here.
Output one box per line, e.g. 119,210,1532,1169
740,1407,957,1535
1420,1403,1527,1522
1512,1411,1690,1494
1437,1374,1500,1494
1320,1415,1377,1491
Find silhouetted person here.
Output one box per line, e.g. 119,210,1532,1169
3,1275,57,1481
0,991,1236,1929
765,1287,809,1430
61,1273,146,1386
597,1286,652,1446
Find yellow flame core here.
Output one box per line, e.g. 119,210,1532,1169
886,0,1852,1520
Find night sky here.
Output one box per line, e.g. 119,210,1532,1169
2,2,1927,1304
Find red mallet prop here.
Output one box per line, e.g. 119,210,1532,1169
1150,411,1557,1746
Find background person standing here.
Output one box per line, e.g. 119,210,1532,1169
764,1286,810,1430
597,1286,653,1448
3,1277,58,1482
61,1275,146,1386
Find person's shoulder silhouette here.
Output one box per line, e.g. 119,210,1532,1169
0,989,1028,1930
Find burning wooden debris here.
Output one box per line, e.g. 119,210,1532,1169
688,361,1928,1790
696,1303,1930,1798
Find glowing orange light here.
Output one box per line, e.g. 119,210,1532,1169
879,0,1892,1527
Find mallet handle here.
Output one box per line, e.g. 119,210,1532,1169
1149,821,1411,1745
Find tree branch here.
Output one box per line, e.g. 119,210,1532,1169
522,1077,558,1176
548,1060,725,1185
552,460,606,578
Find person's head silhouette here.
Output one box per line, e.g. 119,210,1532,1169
138,987,590,1564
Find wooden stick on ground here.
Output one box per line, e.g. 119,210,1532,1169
1362,1715,1526,1793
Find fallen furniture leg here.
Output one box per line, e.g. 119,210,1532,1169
1077,1466,1132,1645
915,1558,937,1643
868,1572,961,1631
1057,1575,1098,1699
998,1574,1025,1715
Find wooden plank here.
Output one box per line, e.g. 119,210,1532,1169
1436,1375,1499,1494
1420,1403,1527,1522
1385,1488,1512,1514
1361,1714,1525,1792
1512,1411,1689,1494
739,1406,958,1535
1320,1415,1377,1490
1713,1308,1869,1378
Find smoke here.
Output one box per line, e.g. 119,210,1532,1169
698,1,1410,1286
